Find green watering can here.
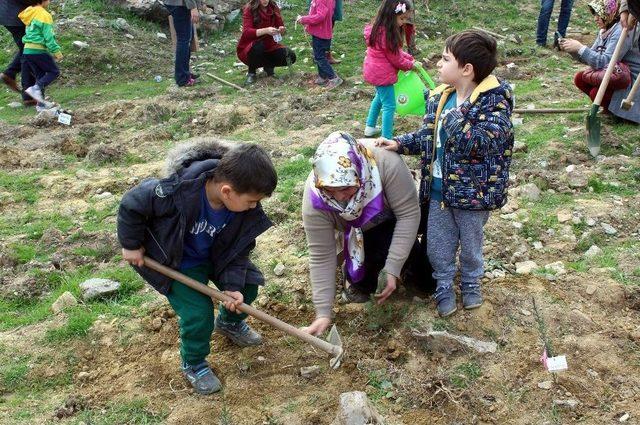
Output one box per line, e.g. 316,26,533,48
394,66,436,116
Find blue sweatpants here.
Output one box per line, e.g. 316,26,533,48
366,85,396,139
426,199,490,289
311,36,335,79
21,53,59,93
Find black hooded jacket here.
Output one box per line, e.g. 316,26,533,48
117,139,272,294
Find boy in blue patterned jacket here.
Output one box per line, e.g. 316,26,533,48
377,29,514,317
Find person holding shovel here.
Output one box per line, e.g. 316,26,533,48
0,0,36,106
118,139,277,395
236,0,297,85
300,132,434,336
561,0,640,123
164,0,200,87
620,0,639,29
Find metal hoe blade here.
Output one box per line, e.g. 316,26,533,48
586,105,601,157
327,324,344,369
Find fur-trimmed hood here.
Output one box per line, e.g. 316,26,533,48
163,137,235,177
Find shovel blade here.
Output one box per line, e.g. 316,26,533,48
586,105,601,157
327,324,344,369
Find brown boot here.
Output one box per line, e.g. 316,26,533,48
23,99,38,107
0,73,20,92
326,51,342,64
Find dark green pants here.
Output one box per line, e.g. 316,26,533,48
166,263,259,365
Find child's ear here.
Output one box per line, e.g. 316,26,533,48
461,63,475,79
220,184,233,198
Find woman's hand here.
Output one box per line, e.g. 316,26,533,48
559,38,583,54
190,8,200,24
222,291,244,312
122,247,145,267
278,26,286,35
296,15,303,23
301,317,331,336
374,273,397,304
375,138,400,151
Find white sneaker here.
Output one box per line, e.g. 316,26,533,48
25,85,44,103
35,100,56,112
325,76,343,90
364,126,381,137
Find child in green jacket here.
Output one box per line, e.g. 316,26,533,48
19,0,62,111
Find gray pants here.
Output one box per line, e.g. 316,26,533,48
426,199,490,288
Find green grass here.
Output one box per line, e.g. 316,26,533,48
450,361,482,389
45,307,96,342
0,171,41,205
76,398,166,424
366,369,394,401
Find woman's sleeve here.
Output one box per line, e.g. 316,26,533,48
579,25,631,70
240,7,258,39
302,177,338,319
377,150,420,278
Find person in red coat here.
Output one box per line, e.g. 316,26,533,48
236,0,297,85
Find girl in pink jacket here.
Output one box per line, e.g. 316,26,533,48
363,0,417,138
297,0,343,89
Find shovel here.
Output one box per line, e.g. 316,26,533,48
142,256,344,369
621,71,640,111
586,26,628,157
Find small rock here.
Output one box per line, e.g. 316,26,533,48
412,329,497,354
257,356,266,362
52,291,78,314
553,399,579,410
533,241,543,250
545,261,566,275
151,317,163,331
513,140,527,152
77,371,91,382
568,171,588,188
273,263,285,276
520,309,532,316
601,223,617,235
584,245,602,259
519,183,541,202
300,365,321,379
290,153,304,162
585,217,596,226
79,278,121,300
94,191,113,200
333,391,385,425
586,368,599,378
619,412,630,422
113,17,131,32
493,269,506,278
537,380,552,390
585,285,597,295
566,165,576,173
156,32,167,39
557,210,572,223
515,261,538,275
8,101,22,108
72,40,89,49
125,33,135,39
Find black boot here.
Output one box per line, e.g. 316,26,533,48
245,72,257,85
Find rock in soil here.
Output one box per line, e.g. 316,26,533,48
300,365,321,379
411,329,498,354
553,399,580,410
515,261,538,275
332,391,385,425
52,291,78,314
79,278,121,300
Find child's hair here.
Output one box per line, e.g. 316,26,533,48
247,0,280,25
445,30,497,84
213,143,278,196
369,0,413,53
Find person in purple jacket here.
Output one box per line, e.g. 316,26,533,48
0,0,36,106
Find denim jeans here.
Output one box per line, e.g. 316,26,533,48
3,25,35,100
311,36,335,79
165,5,193,86
536,0,574,46
21,53,60,98
366,85,396,139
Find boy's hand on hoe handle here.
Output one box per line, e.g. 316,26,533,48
222,291,244,312
191,7,200,24
375,138,399,151
122,247,145,267
301,317,331,336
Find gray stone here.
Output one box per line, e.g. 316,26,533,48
545,261,566,275
52,291,78,314
72,40,89,49
533,241,543,250
8,101,22,108
77,371,91,382
113,17,131,32
601,223,617,235
226,9,241,23
619,413,630,422
513,140,527,152
568,171,588,188
585,217,596,226
79,278,121,300
332,391,385,425
519,183,541,201
300,365,321,379
585,285,597,295
515,260,538,275
156,32,167,39
537,380,552,390
273,263,285,276
553,399,580,410
557,210,572,223
584,245,602,259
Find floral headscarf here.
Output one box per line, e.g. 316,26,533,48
310,132,384,283
589,0,620,28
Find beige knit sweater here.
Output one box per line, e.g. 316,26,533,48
302,140,420,318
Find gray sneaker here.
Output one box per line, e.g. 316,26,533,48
341,283,371,303
460,282,483,309
325,76,343,89
182,361,221,395
434,284,457,317
215,319,263,347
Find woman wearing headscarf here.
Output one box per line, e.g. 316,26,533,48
300,132,433,336
560,0,640,123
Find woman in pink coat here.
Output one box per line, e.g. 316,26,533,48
363,0,418,139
